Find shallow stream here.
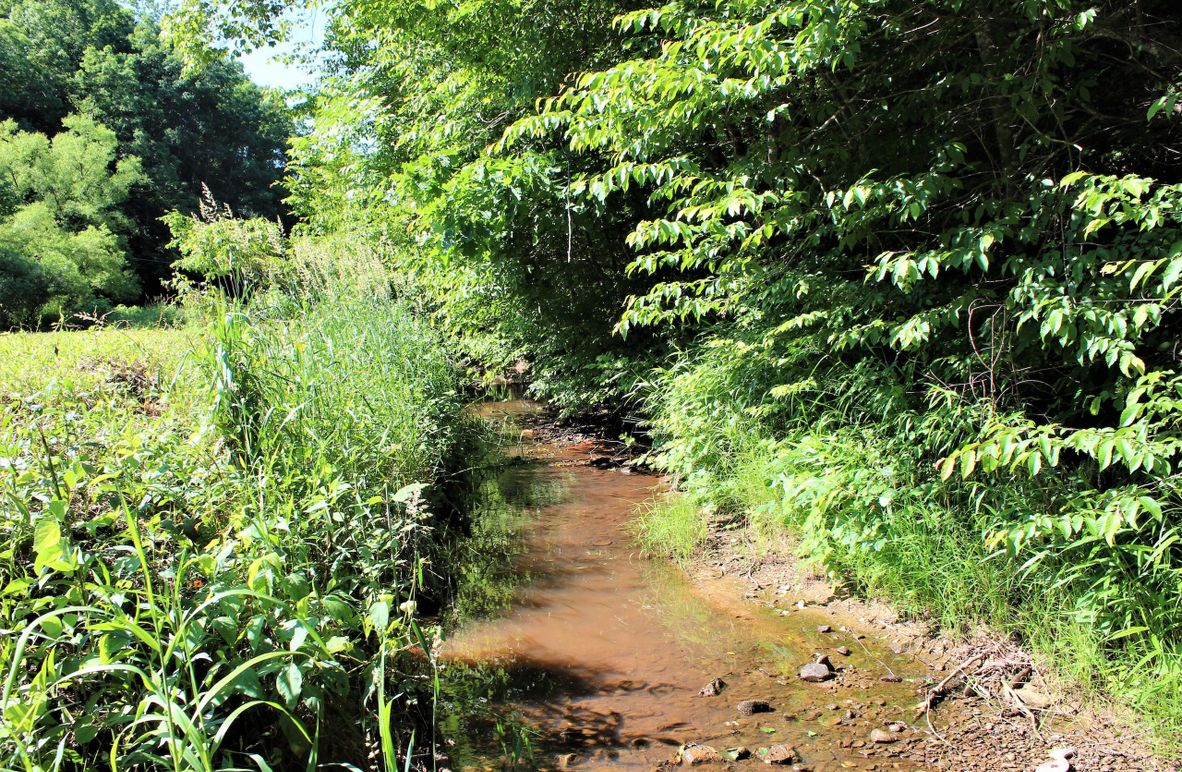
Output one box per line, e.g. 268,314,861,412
438,401,934,770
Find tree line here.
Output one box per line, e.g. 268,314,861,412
0,0,290,326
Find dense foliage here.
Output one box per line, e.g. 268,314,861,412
0,0,290,324
0,114,141,324
517,0,1182,727
179,0,1182,735
275,0,671,412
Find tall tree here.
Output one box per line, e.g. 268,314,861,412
0,0,132,133
74,24,290,290
0,0,291,299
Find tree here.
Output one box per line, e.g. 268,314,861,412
0,0,132,133
0,115,141,322
73,29,291,291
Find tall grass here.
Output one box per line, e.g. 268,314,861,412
633,495,708,563
0,227,481,768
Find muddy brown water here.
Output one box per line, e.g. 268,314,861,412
440,401,934,770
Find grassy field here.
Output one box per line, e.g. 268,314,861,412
0,326,195,395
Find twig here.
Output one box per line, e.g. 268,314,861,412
914,651,987,717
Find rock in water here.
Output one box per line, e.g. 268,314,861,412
761,744,799,765
869,729,897,744
680,744,722,765
737,699,772,715
699,678,726,696
798,662,833,683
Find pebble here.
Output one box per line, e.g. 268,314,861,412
818,624,832,633
680,744,722,765
699,678,726,696
835,646,851,656
761,744,799,765
869,729,897,744
798,662,833,683
737,699,772,715
879,674,903,683
1033,747,1077,772
1033,762,1071,772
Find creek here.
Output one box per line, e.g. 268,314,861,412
437,401,932,770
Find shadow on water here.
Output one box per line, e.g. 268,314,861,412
445,462,572,625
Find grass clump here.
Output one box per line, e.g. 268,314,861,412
633,494,708,563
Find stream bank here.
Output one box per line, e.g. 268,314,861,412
689,519,1167,772
435,401,1167,771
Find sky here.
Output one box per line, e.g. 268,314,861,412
237,5,326,90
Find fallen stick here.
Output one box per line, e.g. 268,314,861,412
914,652,987,717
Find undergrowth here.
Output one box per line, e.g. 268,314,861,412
0,224,481,768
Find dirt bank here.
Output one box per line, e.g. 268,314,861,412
685,521,1173,771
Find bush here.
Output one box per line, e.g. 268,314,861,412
0,248,52,328
644,332,1182,739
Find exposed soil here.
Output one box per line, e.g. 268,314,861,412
685,511,1174,772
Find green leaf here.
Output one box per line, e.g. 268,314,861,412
1107,626,1149,642
368,600,390,635
33,514,66,574
1147,97,1167,121
276,663,303,708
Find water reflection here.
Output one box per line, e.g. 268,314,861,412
446,463,571,625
